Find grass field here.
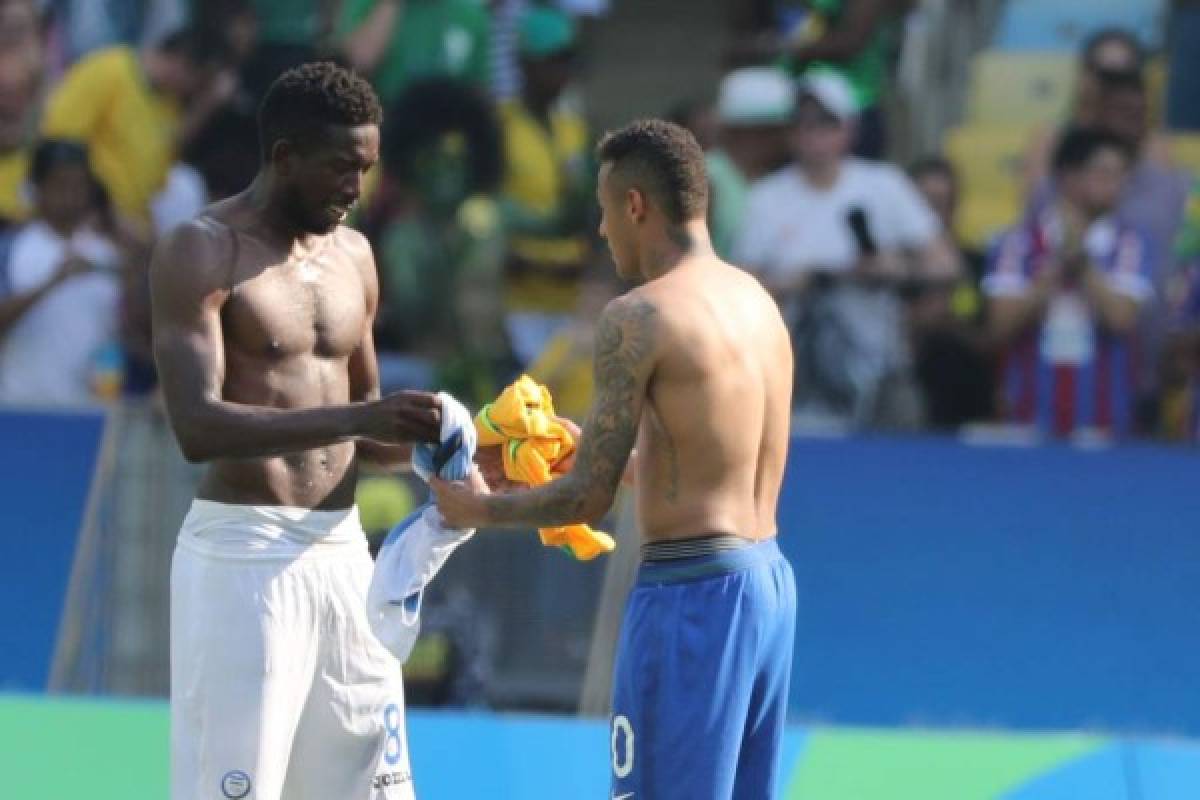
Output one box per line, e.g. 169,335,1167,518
4,695,1200,798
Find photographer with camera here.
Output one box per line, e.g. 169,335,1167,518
733,71,953,428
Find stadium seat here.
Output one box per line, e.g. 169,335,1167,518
1168,133,1200,177
992,0,1166,53
966,51,1076,127
944,124,1032,247
1147,56,1169,126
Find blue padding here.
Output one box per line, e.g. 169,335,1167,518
780,435,1200,735
0,409,105,690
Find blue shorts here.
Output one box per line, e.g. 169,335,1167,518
610,537,797,800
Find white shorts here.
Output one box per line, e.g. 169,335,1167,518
171,499,414,800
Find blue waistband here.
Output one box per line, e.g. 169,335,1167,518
636,537,783,586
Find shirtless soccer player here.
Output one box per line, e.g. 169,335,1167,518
151,63,441,800
434,119,797,799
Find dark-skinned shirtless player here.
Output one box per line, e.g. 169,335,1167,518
152,63,439,800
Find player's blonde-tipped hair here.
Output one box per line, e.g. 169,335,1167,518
596,119,709,224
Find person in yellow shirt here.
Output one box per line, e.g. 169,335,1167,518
40,27,231,230
0,0,46,225
499,6,594,365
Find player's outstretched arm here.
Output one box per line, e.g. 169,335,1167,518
150,220,439,463
433,294,658,529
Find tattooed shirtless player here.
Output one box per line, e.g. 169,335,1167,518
434,119,798,800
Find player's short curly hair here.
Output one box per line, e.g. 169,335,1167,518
1051,127,1134,176
595,119,708,225
257,62,383,162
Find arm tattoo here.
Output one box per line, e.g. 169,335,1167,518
484,298,658,527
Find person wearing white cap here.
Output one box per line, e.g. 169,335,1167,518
733,70,955,427
706,67,795,259
779,0,912,158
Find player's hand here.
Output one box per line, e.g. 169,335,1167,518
360,391,441,443
475,444,522,491
430,469,491,529
552,416,637,486
551,416,582,474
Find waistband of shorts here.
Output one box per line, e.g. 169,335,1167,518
177,498,365,560
636,536,782,585
641,533,754,562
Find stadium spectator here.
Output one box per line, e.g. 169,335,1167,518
734,71,947,427
705,66,795,260
780,0,911,158
489,0,611,102
246,0,325,50
233,0,329,99
1021,28,1168,196
666,97,719,153
337,0,492,105
526,267,619,420
1024,39,1185,286
498,5,595,365
52,0,187,64
182,0,262,202
986,128,1151,440
728,0,914,158
1092,69,1191,283
39,27,231,234
1155,180,1200,441
1092,69,1191,408
1026,67,1189,407
0,0,45,227
0,140,126,405
373,78,513,406
1155,279,1200,441
907,156,994,429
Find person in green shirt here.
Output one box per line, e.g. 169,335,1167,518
373,77,513,406
247,0,321,46
339,0,491,105
780,0,912,158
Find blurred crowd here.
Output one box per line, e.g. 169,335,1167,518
1,0,1199,447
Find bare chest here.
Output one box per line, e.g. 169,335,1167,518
223,247,366,361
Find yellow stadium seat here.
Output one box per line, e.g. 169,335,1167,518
1168,133,1200,176
966,51,1077,127
944,125,1034,247
1146,56,1168,126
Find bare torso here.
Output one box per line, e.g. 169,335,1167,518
633,258,793,542
173,196,373,509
